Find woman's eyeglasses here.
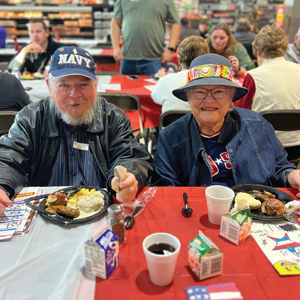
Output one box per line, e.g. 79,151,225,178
190,87,230,100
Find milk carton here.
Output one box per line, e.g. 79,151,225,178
84,228,119,279
220,204,252,245
188,230,223,280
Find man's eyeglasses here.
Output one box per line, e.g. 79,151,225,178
190,87,230,100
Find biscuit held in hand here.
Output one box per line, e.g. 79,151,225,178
112,166,127,192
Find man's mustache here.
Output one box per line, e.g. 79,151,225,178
64,100,87,107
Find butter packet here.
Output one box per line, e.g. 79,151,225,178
84,226,119,279
188,230,223,280
220,204,252,245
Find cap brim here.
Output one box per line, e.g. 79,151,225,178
50,68,97,81
172,77,248,102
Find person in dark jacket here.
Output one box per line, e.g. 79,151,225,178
0,72,31,111
151,54,300,193
0,46,153,213
179,17,199,41
7,19,62,74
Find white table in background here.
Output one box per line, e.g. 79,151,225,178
0,186,101,300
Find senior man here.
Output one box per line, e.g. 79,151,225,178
285,27,300,64
0,46,153,214
8,19,62,74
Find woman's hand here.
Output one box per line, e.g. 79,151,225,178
287,170,300,198
111,172,138,203
229,56,239,72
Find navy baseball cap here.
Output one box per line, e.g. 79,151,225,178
49,46,97,81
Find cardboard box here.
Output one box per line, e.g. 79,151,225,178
220,205,252,245
84,225,119,279
188,230,223,280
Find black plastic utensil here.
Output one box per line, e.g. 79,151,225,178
182,192,193,217
124,205,142,230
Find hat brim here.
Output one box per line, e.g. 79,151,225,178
50,68,97,81
172,77,248,102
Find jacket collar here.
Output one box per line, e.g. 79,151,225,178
191,108,240,159
41,97,105,138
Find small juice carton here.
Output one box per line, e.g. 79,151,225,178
188,230,223,280
220,204,252,245
84,221,119,279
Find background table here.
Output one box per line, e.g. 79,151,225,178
108,75,160,128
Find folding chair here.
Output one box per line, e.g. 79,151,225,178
163,62,178,73
0,62,8,72
97,93,145,144
159,110,189,132
93,55,118,72
260,109,300,165
0,111,17,136
95,71,120,76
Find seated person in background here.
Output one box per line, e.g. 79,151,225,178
284,27,300,64
7,19,62,75
0,46,153,214
235,24,300,160
179,17,199,41
206,23,252,77
151,54,300,194
0,72,32,111
152,36,208,114
197,19,209,39
233,18,256,59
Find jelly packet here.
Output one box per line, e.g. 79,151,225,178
285,200,300,225
120,187,157,218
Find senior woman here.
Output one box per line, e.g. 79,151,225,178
206,23,252,76
151,54,300,196
235,24,300,160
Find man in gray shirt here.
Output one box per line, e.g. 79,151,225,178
111,0,180,75
285,27,300,64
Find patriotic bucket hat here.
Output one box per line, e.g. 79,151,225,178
49,46,97,81
172,54,248,102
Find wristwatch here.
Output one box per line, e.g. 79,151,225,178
167,47,176,52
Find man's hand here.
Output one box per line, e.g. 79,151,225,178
229,56,239,72
0,189,12,215
287,170,300,198
113,48,124,61
111,172,138,203
161,49,174,64
22,42,44,55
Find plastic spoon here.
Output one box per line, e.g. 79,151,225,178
182,192,193,217
124,205,142,230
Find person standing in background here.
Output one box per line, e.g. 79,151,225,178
179,17,199,41
7,19,62,75
111,0,180,75
285,27,300,64
197,19,209,39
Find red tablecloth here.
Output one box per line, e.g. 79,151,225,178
107,75,161,129
95,49,178,72
94,187,299,300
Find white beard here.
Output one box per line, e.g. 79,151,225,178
50,97,97,126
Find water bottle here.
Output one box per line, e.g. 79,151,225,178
12,67,21,81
